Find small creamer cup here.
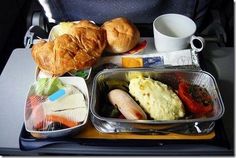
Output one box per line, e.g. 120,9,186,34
153,14,204,53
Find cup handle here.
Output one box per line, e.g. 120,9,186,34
190,35,205,52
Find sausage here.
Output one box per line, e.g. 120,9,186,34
107,89,147,120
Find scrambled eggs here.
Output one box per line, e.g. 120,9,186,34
129,77,185,120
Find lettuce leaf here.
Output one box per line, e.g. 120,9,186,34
35,78,65,96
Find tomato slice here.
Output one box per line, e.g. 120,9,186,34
178,82,213,115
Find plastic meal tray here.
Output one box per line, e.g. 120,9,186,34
19,68,223,151
18,61,230,154
19,119,219,151
19,64,224,151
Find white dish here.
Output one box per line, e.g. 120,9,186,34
35,66,92,81
24,77,89,138
48,20,95,41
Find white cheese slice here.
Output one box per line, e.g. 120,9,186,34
43,92,86,112
47,107,87,122
42,92,87,123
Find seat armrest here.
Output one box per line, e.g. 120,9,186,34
24,25,48,48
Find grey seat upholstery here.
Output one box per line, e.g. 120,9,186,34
35,0,233,46
38,0,211,31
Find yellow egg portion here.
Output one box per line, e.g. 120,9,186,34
129,77,185,120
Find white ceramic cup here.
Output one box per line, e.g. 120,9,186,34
153,14,204,52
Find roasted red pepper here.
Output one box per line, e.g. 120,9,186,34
178,82,213,115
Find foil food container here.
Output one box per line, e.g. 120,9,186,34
90,68,225,134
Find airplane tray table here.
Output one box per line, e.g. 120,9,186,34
19,120,228,153
0,48,234,156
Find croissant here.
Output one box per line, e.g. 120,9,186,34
31,20,107,76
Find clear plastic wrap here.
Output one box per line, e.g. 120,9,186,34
24,77,89,137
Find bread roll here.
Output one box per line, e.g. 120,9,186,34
102,17,140,53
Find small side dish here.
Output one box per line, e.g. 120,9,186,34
24,77,89,137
